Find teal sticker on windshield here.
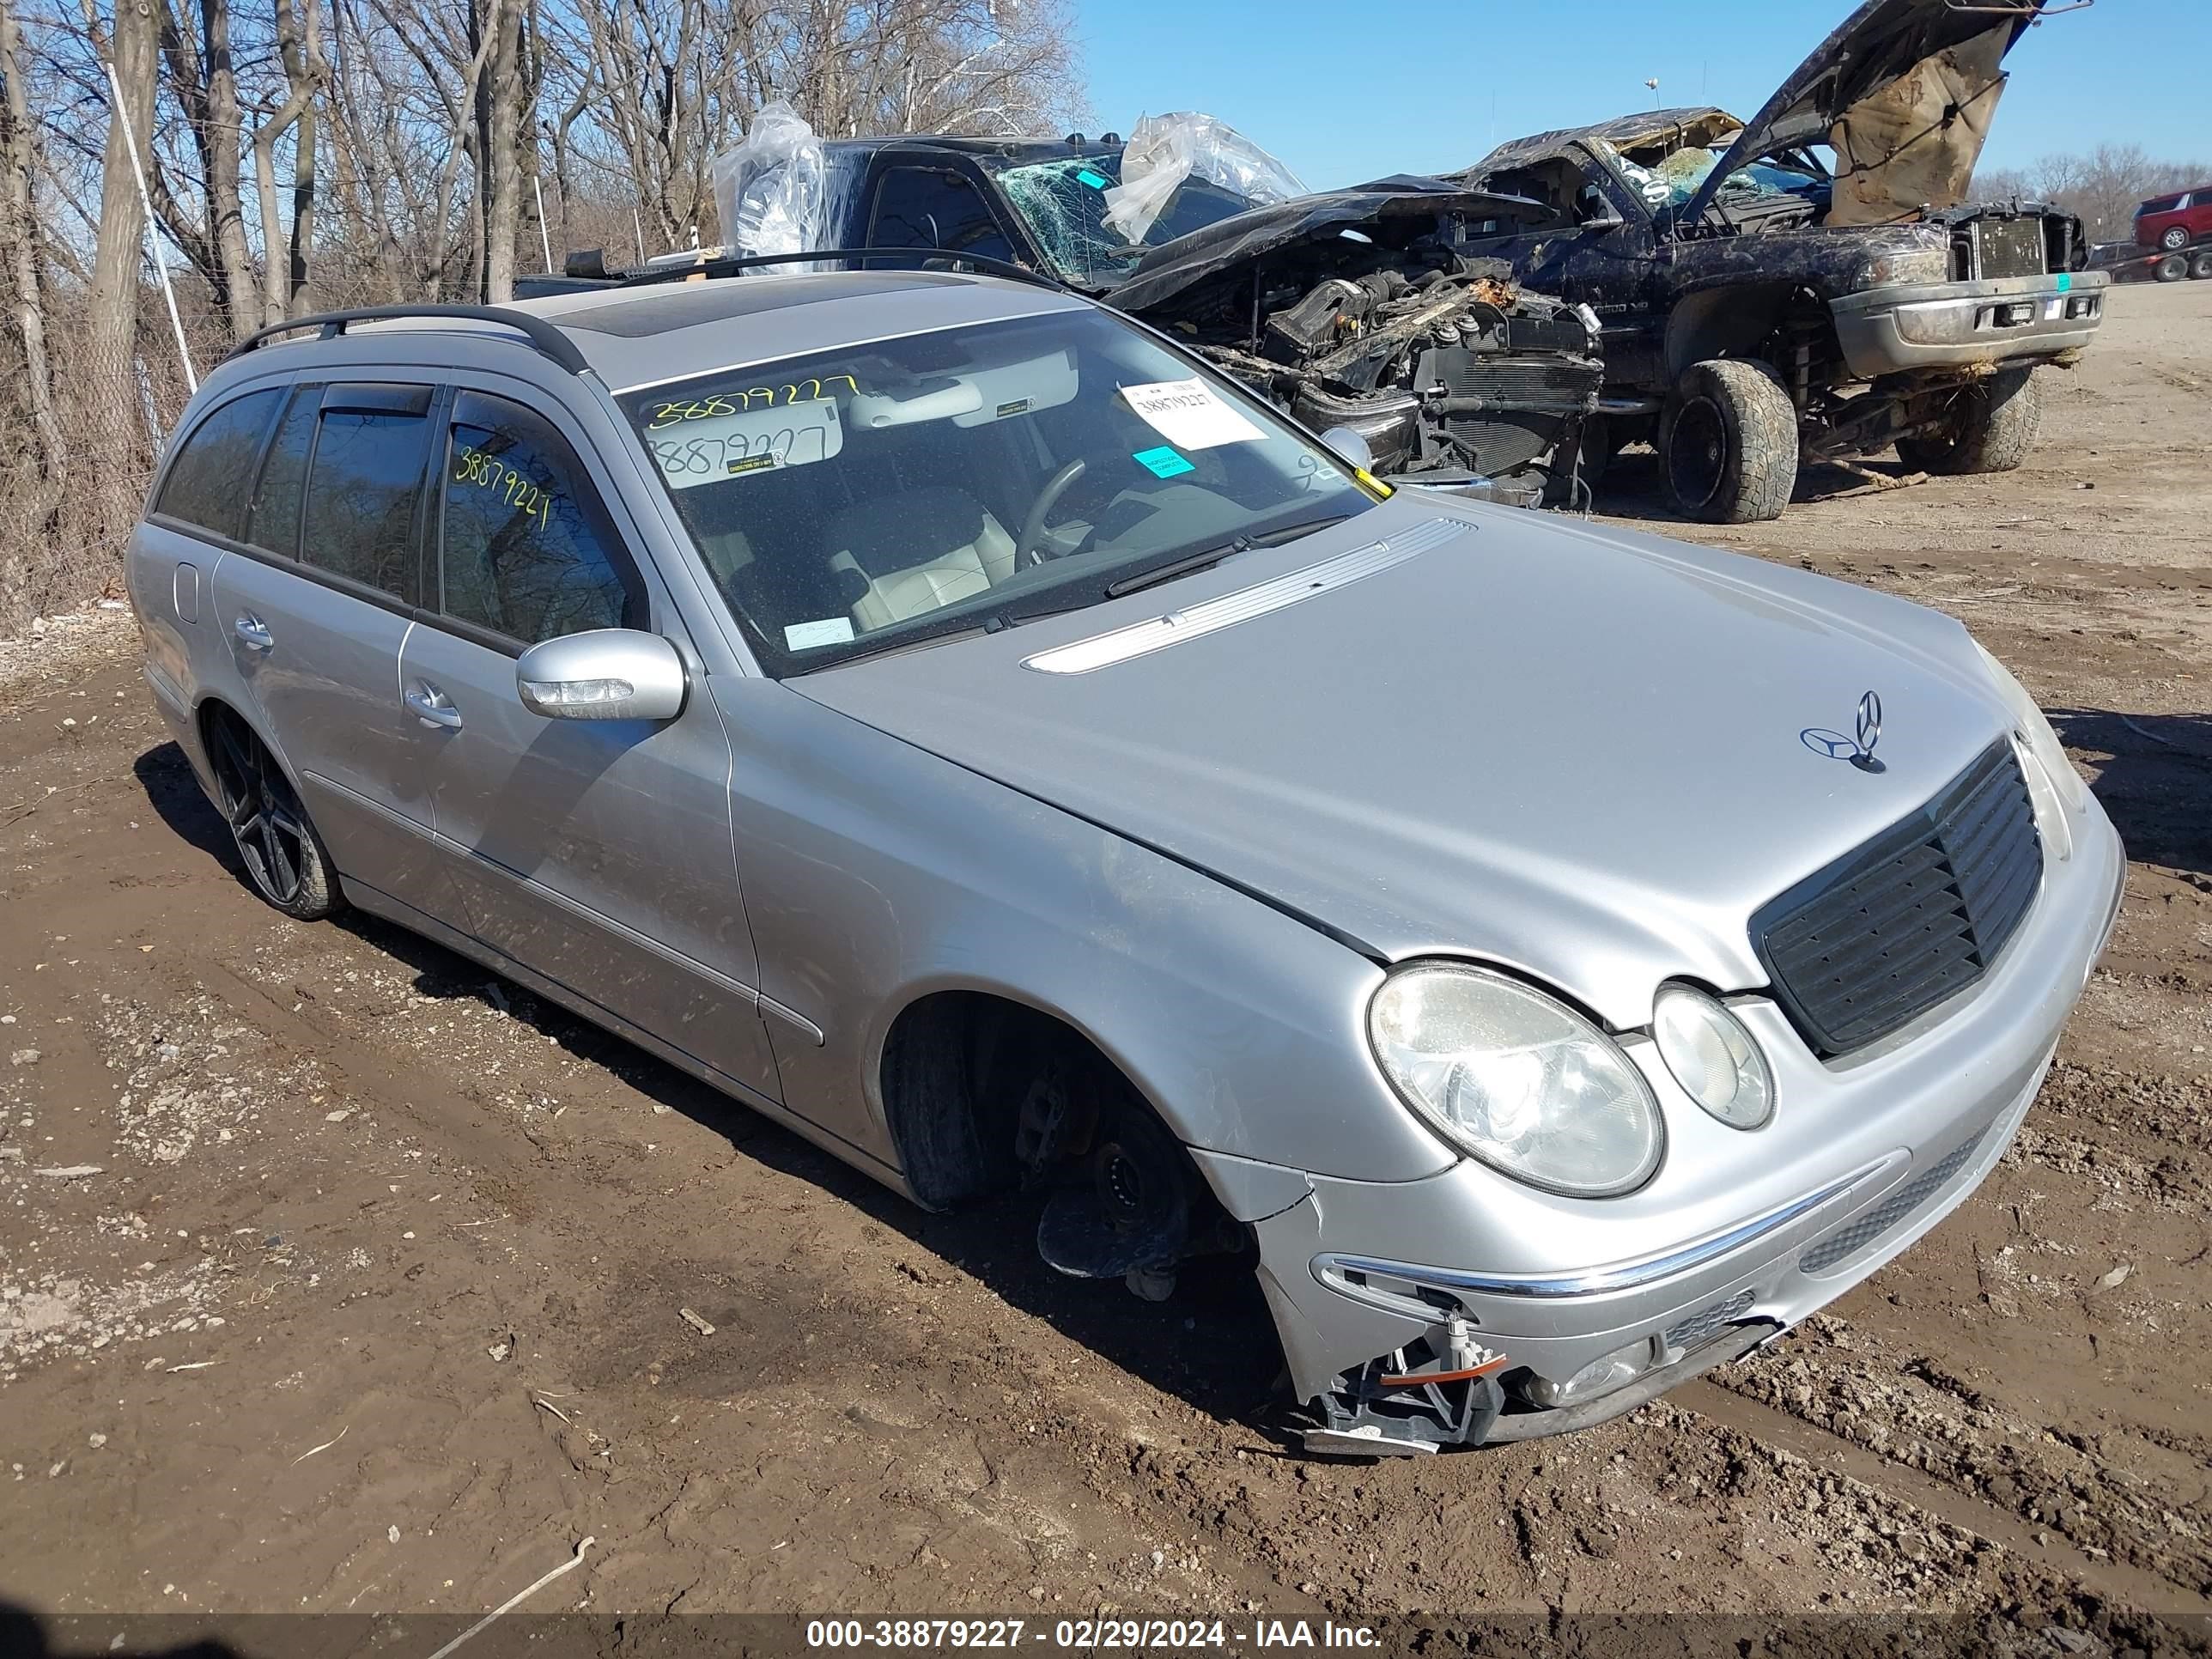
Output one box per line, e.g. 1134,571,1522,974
1133,445,1194,479
2056,272,2073,293
1076,167,1110,190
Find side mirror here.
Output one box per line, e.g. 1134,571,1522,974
1581,214,1626,234
1319,426,1375,472
515,629,687,722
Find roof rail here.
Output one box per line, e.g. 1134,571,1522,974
227,304,592,375
617,246,1073,295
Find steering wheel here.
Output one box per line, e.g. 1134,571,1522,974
1015,459,1087,568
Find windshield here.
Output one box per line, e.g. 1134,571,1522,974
1612,143,1830,213
623,307,1376,676
990,153,1263,288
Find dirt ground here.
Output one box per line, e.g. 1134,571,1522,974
1,282,2209,1656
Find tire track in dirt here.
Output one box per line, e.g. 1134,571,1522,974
1679,1381,2212,1616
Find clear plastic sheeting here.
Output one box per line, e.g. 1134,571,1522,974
710,101,832,271
1101,112,1306,246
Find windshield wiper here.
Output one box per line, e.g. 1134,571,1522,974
1103,514,1350,599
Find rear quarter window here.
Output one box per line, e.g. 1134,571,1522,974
153,389,283,541
244,386,321,556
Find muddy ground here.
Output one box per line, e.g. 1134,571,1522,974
0,282,2208,1656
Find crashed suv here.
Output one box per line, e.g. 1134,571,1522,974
586,110,1605,498
1451,0,2106,522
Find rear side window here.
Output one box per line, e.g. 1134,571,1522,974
245,386,321,556
300,386,433,604
436,390,641,645
154,389,283,540
868,167,1018,262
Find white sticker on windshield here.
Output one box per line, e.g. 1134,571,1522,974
1119,378,1264,451
783,617,856,651
646,396,845,490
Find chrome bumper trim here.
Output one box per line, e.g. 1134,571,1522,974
1315,1170,1869,1301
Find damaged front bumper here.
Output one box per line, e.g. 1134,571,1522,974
1193,804,2123,1456
1830,270,2109,380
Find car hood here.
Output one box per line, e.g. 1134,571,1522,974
793,497,2014,1031
1683,0,2057,227
1104,185,1552,318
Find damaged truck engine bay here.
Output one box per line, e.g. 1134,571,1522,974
1116,213,1607,493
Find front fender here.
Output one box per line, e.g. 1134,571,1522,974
714,677,1456,1188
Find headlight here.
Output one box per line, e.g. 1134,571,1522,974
1368,964,1662,1197
1973,640,2087,814
1858,247,1950,289
1651,986,1773,1129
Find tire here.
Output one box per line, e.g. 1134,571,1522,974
204,709,344,921
2155,252,2190,283
1896,367,2043,477
2192,253,2212,281
1659,360,1799,523
2160,225,2191,251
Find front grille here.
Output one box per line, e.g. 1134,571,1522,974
1753,741,2041,1058
1800,1127,1988,1277
1663,1288,1755,1352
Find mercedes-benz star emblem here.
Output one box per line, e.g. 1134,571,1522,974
1801,690,1886,773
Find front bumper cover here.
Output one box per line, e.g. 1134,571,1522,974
1829,270,2109,380
1200,794,2124,1446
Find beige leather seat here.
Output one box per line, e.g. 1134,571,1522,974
825,486,1018,630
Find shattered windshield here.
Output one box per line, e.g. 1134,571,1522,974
991,153,1264,288
1609,142,1830,215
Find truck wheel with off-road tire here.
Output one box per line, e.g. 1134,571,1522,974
1660,359,1800,525
1896,367,2043,477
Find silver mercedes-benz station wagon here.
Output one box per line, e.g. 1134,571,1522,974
128,262,2123,1455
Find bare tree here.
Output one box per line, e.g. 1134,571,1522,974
474,0,521,298
249,0,324,321
85,0,158,412
0,0,1086,630
155,0,257,337
1,0,62,477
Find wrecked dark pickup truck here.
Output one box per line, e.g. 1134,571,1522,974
1449,0,2106,522
556,112,1604,500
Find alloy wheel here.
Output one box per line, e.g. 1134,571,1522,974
210,720,310,907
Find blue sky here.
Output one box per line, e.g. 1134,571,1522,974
1071,0,2210,189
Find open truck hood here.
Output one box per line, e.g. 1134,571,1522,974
1104,184,1551,319
793,499,2011,1030
1683,0,2057,228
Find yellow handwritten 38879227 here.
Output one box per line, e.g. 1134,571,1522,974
643,374,860,431
453,447,556,530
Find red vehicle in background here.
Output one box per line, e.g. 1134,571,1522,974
2136,186,2212,252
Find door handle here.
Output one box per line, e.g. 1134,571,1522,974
234,614,273,652
404,686,463,730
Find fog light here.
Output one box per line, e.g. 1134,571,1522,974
1518,1340,1650,1409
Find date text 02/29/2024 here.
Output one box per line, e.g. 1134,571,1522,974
805,1618,1382,1649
